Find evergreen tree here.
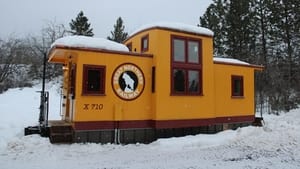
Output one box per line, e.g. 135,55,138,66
107,17,128,43
199,0,300,113
251,0,272,114
69,11,94,37
200,0,229,57
225,0,253,61
266,0,300,111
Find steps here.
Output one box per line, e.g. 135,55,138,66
252,117,264,127
49,121,73,143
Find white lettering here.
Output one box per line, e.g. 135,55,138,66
117,88,140,99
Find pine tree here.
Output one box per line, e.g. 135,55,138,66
266,0,300,111
225,0,253,61
107,17,128,43
69,11,94,37
199,0,300,112
250,0,271,114
199,0,229,57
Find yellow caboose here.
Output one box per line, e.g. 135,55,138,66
46,22,263,143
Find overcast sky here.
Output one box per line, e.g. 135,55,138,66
0,0,212,39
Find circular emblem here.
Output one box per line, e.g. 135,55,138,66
112,63,145,100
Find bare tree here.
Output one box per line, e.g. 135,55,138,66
0,20,68,93
0,38,28,92
27,20,69,80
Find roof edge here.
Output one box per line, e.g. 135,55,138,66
124,23,213,43
214,60,264,70
48,45,153,58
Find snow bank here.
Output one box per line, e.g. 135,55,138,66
0,83,299,169
0,82,61,149
51,36,129,52
130,22,214,37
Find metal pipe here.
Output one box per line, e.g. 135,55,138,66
42,52,46,97
39,52,47,126
114,128,118,144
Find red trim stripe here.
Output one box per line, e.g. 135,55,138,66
215,115,254,124
74,121,115,130
73,115,254,130
154,118,215,129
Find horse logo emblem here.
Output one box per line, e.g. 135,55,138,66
112,63,145,100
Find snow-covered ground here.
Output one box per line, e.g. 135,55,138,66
0,83,299,169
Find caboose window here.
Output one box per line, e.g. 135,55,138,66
171,35,202,95
141,34,149,52
173,39,185,62
82,65,106,95
231,75,244,97
87,70,101,91
188,41,199,63
173,69,185,92
188,70,200,92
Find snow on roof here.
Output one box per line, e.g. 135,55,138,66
213,57,250,66
51,36,129,52
129,22,214,37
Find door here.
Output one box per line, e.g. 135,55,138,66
62,63,76,122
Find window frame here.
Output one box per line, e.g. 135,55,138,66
82,64,106,96
171,35,202,96
141,34,149,52
151,66,156,93
231,75,244,97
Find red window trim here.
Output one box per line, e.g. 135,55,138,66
151,66,156,93
82,64,106,96
171,35,203,96
231,75,244,97
141,34,149,52
171,68,202,96
171,35,202,65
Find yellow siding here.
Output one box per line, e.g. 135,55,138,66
70,50,153,122
125,29,215,120
214,64,255,117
